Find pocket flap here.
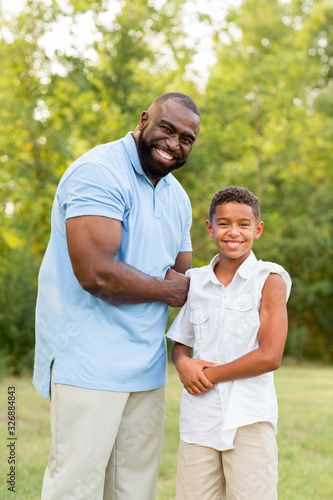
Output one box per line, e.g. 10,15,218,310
190,309,210,324
228,295,256,312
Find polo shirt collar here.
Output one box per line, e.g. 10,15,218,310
203,251,258,286
122,132,171,187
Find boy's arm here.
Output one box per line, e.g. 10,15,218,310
204,273,288,384
171,342,215,395
171,251,192,274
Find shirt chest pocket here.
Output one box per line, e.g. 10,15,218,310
190,309,210,342
227,296,259,336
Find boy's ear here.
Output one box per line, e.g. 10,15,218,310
254,221,264,240
206,219,214,238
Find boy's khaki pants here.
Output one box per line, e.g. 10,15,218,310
41,371,165,500
176,422,278,500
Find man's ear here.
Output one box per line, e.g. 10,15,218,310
137,111,149,130
206,219,214,238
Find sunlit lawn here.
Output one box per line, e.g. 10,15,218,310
0,363,333,499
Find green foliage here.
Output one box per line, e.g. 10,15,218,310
0,0,332,372
181,0,333,360
0,246,38,374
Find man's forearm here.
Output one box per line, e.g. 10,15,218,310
66,217,191,307
80,257,189,307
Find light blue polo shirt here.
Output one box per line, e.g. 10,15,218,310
33,132,192,398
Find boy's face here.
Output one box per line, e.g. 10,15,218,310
206,202,264,264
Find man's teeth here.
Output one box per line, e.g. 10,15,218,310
156,148,173,160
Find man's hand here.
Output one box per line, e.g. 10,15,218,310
175,353,215,395
66,216,191,306
164,268,190,307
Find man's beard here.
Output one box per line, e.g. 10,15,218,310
138,129,186,180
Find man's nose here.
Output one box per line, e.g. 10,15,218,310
166,135,180,151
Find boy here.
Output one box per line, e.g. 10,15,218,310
167,186,291,500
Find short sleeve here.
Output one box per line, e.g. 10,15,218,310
166,298,195,347
258,263,292,302
58,162,127,221
178,196,192,253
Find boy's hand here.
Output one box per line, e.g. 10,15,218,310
176,356,215,395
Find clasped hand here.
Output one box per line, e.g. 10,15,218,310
176,356,216,396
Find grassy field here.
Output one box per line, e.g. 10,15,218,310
0,363,333,499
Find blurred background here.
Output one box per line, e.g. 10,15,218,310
1,0,332,375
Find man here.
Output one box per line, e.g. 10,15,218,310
33,92,201,500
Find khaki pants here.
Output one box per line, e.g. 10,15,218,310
176,422,278,500
41,372,165,500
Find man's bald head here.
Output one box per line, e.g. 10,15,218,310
149,92,200,121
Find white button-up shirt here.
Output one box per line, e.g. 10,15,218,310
167,251,291,451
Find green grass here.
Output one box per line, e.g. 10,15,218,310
1,364,333,499
275,364,333,499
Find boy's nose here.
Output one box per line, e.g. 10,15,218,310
228,225,240,236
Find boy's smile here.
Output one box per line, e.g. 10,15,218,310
224,240,244,249
206,202,264,265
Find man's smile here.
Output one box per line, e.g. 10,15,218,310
154,146,177,163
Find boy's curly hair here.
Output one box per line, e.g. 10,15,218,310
209,186,260,222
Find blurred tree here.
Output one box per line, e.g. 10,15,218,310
185,0,333,360
0,0,202,373
0,1,65,374
1,0,332,371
